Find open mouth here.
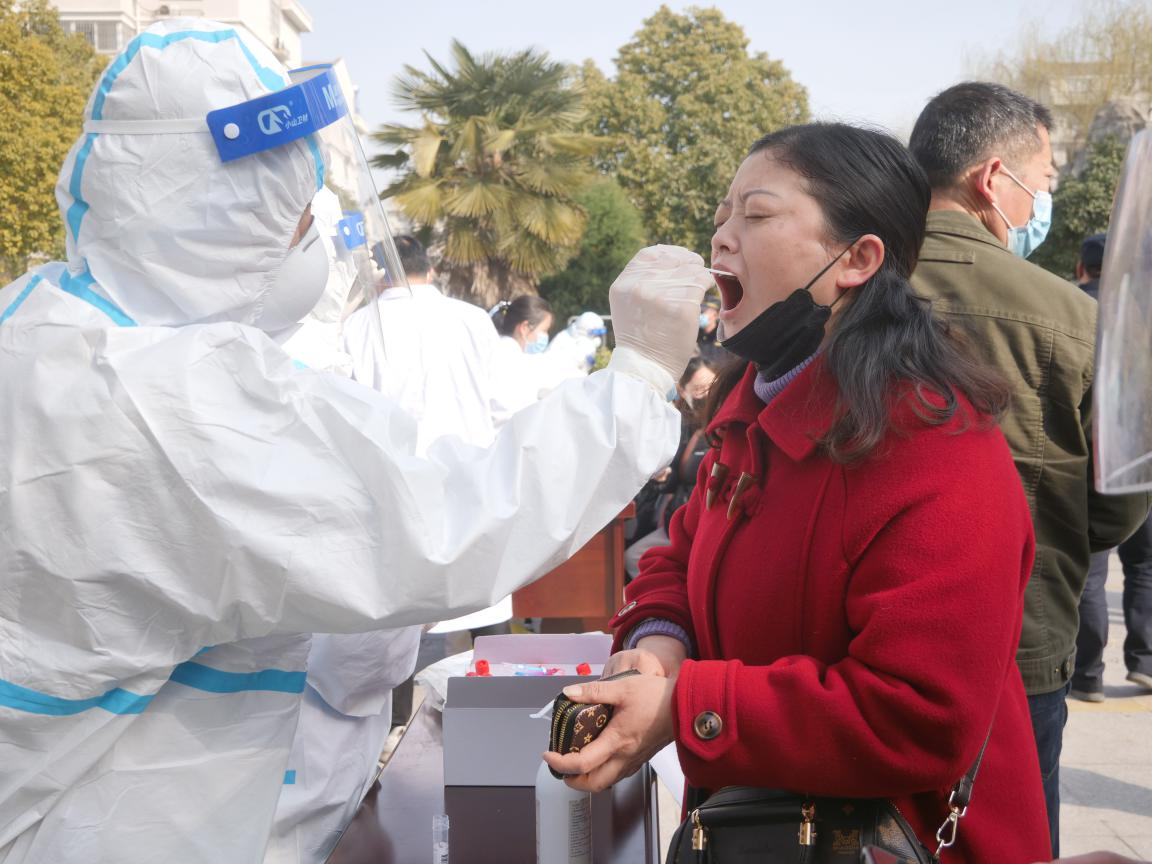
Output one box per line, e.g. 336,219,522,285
712,271,744,312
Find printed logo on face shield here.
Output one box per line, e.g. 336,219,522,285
322,83,344,111
258,105,310,136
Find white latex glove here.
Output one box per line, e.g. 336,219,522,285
606,245,713,395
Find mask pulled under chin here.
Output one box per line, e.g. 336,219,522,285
719,289,830,379
716,244,853,379
254,222,331,333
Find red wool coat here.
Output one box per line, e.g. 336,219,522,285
612,360,1051,863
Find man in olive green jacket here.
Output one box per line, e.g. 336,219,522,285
909,82,1151,856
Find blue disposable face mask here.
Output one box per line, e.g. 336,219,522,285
525,330,549,354
991,167,1052,259
699,313,711,330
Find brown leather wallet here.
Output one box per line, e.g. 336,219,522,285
546,669,641,779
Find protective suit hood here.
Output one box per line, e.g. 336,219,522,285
570,311,606,339
55,19,320,328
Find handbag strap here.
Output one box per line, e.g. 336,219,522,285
949,726,990,811
934,724,993,856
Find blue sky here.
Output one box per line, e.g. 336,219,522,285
303,0,1087,149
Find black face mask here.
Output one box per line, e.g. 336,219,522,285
717,246,853,379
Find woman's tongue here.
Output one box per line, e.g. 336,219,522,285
713,272,744,311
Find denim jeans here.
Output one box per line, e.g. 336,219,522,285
1119,513,1152,677
1073,512,1152,690
1028,684,1069,857
1073,551,1112,691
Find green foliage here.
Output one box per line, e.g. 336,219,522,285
583,5,808,255
373,41,603,306
0,0,103,280
1031,137,1127,279
537,177,645,332
590,345,612,372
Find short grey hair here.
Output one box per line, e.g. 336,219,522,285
909,82,1054,189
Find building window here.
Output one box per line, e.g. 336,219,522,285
60,19,120,54
95,21,119,53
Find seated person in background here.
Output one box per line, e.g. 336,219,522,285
545,122,1052,863
625,356,717,579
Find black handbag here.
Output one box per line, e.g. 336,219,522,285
666,736,988,864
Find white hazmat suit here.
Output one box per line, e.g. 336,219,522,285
546,310,608,376
0,19,710,864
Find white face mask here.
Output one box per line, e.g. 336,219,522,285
255,223,330,332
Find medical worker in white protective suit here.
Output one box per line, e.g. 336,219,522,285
0,19,711,864
546,310,609,376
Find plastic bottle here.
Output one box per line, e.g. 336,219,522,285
432,813,449,863
535,760,592,864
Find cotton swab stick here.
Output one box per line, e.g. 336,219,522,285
705,267,736,277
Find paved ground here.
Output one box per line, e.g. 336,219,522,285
1061,554,1152,859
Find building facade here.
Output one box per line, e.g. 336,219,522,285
50,0,313,67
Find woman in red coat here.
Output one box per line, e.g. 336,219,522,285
544,123,1052,863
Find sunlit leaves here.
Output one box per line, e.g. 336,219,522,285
0,0,102,279
371,40,603,304
582,6,808,255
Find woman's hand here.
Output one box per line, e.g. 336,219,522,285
542,673,676,793
1035,855,1145,864
602,648,666,678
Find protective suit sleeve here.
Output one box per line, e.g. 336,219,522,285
99,323,681,645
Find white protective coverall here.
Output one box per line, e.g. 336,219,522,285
0,20,707,864
546,310,608,376
345,281,512,632
343,281,500,454
489,334,570,427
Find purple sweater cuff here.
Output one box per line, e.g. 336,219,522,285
625,618,693,654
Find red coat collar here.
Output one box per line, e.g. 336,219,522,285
706,358,839,462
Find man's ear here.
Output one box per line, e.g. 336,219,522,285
972,157,1003,206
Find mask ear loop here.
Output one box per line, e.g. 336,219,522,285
811,238,862,310
989,166,1035,232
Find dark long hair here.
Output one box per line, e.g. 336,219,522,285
704,123,1010,462
491,295,553,338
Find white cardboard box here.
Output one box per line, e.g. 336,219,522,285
443,633,611,787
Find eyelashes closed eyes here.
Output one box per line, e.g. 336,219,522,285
714,213,774,229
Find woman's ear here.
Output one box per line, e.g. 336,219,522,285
835,234,885,290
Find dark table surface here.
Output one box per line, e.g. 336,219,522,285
327,700,660,864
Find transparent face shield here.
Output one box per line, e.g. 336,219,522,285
1093,130,1152,493
206,63,406,373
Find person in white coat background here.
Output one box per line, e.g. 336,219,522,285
342,235,500,453
489,294,563,426
347,235,520,640
0,18,711,864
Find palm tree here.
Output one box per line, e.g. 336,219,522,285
373,41,602,306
